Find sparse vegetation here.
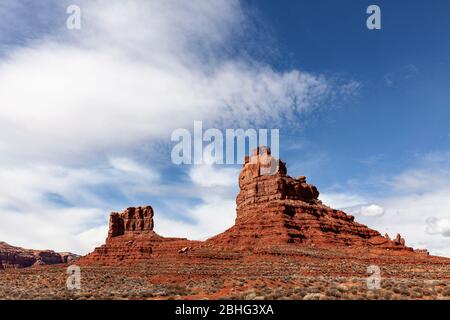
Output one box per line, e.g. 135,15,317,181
0,249,448,300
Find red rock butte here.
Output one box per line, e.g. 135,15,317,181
0,241,79,269
80,146,432,265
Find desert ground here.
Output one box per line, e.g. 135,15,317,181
1,246,449,300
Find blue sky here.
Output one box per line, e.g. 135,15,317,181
251,0,450,185
0,0,449,256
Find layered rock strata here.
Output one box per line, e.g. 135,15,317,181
0,241,79,269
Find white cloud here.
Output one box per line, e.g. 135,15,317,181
155,197,236,241
0,0,349,164
374,189,450,257
0,158,161,254
155,165,237,240
426,217,450,237
344,204,385,217
384,64,419,87
0,158,159,210
359,204,385,217
320,152,450,257
0,207,106,255
109,157,159,182
319,193,366,209
390,168,450,194
321,189,450,257
75,224,109,252
189,164,239,187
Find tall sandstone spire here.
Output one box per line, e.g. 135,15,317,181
208,146,410,251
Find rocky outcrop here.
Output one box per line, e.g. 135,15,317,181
0,241,80,269
80,206,198,265
59,252,80,263
209,147,411,251
108,206,155,238
393,233,406,246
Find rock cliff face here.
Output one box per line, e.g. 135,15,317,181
80,146,419,265
108,206,155,238
0,242,80,269
208,146,409,251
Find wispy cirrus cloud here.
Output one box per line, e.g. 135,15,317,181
384,64,419,87
0,0,356,164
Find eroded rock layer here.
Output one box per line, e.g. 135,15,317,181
0,242,79,269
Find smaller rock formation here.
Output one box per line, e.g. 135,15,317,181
59,252,79,263
108,206,155,238
178,246,191,254
80,206,197,265
394,234,406,246
414,249,429,255
0,241,80,269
